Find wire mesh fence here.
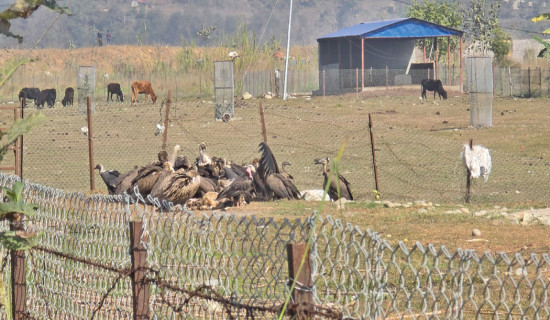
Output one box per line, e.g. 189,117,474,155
0,174,549,319
1,93,546,206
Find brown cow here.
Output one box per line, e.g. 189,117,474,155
131,81,157,104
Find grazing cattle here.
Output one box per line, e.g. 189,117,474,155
18,87,40,108
107,82,124,102
36,89,56,109
421,79,447,100
131,81,157,104
61,87,74,107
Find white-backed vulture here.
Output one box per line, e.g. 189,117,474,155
314,157,353,201
216,165,256,206
155,169,202,207
281,161,294,180
95,164,120,195
198,142,212,167
131,145,180,197
254,142,300,200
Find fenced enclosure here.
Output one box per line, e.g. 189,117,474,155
4,63,550,103
214,61,235,120
0,174,549,319
1,93,548,207
466,57,493,127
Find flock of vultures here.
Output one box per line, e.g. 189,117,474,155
95,142,353,210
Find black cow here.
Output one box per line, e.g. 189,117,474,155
36,89,56,109
18,87,40,108
61,87,74,107
107,82,124,102
421,79,447,100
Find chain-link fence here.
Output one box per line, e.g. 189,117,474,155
0,174,549,319
4,95,547,206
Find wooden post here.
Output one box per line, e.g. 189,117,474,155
287,243,313,319
18,99,24,179
11,220,26,320
368,113,380,195
355,68,359,99
361,38,365,90
509,67,513,97
322,69,325,96
130,220,150,320
161,91,171,152
447,36,451,86
528,67,531,97
259,102,267,143
87,97,95,192
465,139,473,203
385,66,389,91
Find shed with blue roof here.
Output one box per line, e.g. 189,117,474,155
316,18,464,94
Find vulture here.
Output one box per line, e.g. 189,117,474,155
314,157,353,201
95,164,120,195
281,161,294,181
114,165,140,195
197,142,212,167
216,165,256,207
151,165,202,207
216,157,249,180
131,145,180,197
254,142,300,201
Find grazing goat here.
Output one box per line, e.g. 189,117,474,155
107,82,124,102
62,87,74,107
421,79,447,100
18,87,40,107
36,89,56,109
131,81,157,104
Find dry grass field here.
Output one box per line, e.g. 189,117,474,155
1,47,549,258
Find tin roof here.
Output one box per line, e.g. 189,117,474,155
317,18,463,40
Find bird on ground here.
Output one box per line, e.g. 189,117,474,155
113,166,140,195
197,142,212,167
151,164,202,207
95,164,120,195
314,157,353,201
216,164,256,207
281,161,294,181
228,51,239,60
131,145,180,198
254,142,300,201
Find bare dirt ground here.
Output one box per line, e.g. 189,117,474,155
2,46,549,258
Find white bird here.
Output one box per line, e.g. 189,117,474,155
81,127,89,136
228,51,239,60
155,123,165,136
462,144,492,182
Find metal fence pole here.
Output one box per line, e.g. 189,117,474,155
87,97,95,191
129,220,150,320
286,243,312,319
465,139,473,203
322,69,325,96
368,113,379,195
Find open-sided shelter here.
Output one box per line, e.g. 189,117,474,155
317,18,464,94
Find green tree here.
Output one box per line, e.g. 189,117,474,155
531,13,550,58
407,0,463,61
0,0,72,43
462,0,511,62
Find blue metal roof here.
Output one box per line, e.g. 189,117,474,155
317,18,463,40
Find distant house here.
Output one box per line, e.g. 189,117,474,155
131,0,151,8
317,18,464,94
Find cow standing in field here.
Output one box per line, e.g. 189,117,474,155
131,81,157,104
107,82,124,102
18,87,40,108
36,89,56,109
421,79,447,100
62,87,74,107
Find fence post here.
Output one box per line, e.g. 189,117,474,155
129,220,150,320
465,139,473,203
87,97,95,192
259,102,267,143
11,220,27,320
508,67,512,97
368,113,380,197
161,90,171,152
528,67,531,97
356,68,359,99
286,243,313,319
322,69,325,96
385,66,389,91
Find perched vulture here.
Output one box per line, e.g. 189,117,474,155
254,142,300,200
314,157,353,201
114,166,140,195
153,167,202,207
95,164,120,195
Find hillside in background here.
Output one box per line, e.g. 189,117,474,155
0,0,548,50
